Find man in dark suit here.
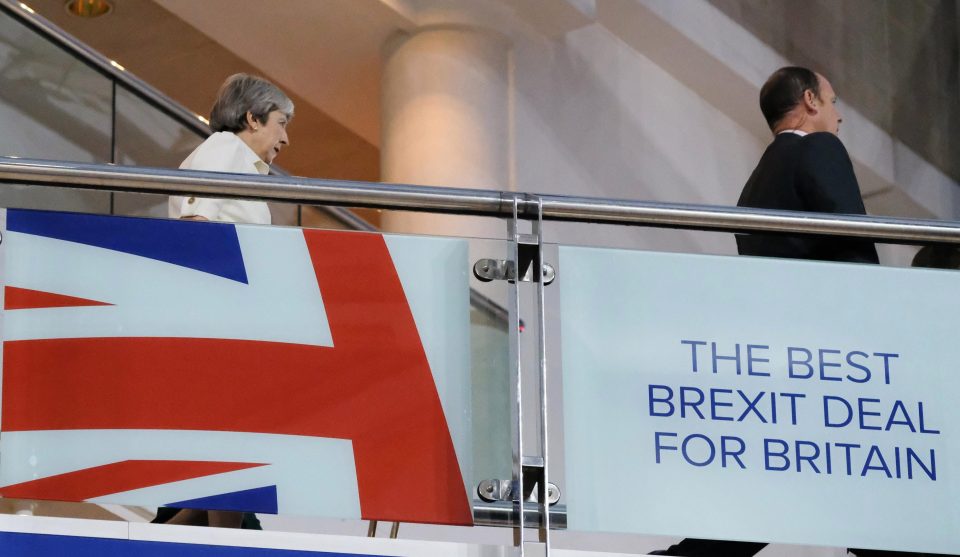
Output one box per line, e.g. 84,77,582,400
655,68,950,557
736,66,878,264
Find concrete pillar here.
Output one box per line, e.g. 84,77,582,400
380,25,511,237
380,26,515,487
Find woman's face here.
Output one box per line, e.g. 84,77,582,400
247,110,290,164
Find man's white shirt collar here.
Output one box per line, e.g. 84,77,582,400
778,129,808,137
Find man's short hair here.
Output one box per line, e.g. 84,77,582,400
759,67,821,131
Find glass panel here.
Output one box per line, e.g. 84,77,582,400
114,84,203,168
0,9,112,213
301,206,364,231
468,239,512,496
0,209,512,528
0,183,109,213
0,10,112,162
555,243,958,554
113,84,204,218
268,202,299,227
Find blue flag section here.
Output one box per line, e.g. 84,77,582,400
560,246,960,554
0,532,388,557
7,208,249,283
168,485,279,514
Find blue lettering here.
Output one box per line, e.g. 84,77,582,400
835,442,859,475
737,391,768,423
858,398,882,431
709,388,734,421
861,446,892,478
918,402,941,434
787,347,813,379
795,440,821,473
711,342,741,375
873,352,898,385
654,432,678,463
680,340,707,372
764,438,790,471
648,385,674,417
780,392,805,425
907,448,937,480
845,351,871,383
746,344,770,376
818,349,843,381
823,395,852,428
682,434,716,467
679,386,705,419
885,400,916,432
721,436,746,469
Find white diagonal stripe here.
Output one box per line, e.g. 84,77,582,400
0,430,360,518
5,226,332,346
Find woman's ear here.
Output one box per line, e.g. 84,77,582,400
245,111,259,131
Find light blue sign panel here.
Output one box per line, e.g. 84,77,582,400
560,246,959,553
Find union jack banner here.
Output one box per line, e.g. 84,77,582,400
0,208,473,525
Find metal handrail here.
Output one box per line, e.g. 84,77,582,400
3,157,960,244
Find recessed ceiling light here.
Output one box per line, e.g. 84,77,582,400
64,0,112,18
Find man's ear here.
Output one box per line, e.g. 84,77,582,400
803,89,819,112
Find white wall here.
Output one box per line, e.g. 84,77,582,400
511,20,766,255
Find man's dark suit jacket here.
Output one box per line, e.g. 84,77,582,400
736,131,879,264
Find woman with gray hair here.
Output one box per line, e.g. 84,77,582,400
168,73,293,224
155,73,292,531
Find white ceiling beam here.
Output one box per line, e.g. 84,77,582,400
497,0,595,38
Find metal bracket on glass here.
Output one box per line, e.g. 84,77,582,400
476,458,561,505
475,227,555,284
472,258,555,284
476,479,561,505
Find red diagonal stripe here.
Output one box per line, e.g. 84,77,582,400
1,230,472,525
304,230,472,526
0,460,264,501
5,286,112,310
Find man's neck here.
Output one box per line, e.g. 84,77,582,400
773,121,816,135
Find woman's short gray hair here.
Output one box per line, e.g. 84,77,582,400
209,73,294,133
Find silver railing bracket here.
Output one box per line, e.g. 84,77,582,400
474,224,555,286
472,258,555,285
476,458,561,506
476,479,560,505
